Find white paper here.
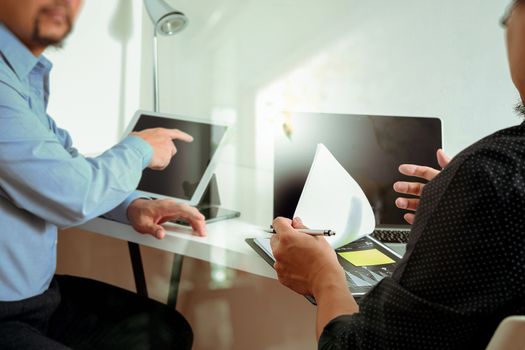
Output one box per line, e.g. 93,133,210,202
293,144,376,248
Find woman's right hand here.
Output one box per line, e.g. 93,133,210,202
393,149,450,224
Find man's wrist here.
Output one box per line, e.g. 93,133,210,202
311,266,348,300
312,267,357,321
126,197,151,221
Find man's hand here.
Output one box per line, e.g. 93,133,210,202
132,128,193,170
127,198,206,239
393,149,451,224
270,217,345,297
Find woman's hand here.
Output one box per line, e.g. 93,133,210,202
393,149,450,224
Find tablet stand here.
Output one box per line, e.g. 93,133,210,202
198,173,222,207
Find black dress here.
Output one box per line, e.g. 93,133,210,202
319,122,525,349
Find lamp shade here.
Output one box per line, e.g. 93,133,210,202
144,0,188,36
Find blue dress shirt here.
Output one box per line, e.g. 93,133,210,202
0,24,153,301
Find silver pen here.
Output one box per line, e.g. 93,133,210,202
265,228,336,236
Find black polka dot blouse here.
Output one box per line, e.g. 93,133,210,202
319,122,525,349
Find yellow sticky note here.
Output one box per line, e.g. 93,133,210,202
338,249,395,266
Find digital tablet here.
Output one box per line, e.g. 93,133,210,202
124,110,228,205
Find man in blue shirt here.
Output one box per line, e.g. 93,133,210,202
0,0,206,349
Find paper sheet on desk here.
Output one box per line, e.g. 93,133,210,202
293,144,375,249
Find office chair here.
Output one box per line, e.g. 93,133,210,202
485,316,525,350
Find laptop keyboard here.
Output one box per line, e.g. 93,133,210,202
370,229,410,243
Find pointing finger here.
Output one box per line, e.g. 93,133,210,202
165,129,193,142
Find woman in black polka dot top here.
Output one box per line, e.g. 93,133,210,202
270,1,525,349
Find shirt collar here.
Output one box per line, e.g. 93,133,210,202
0,23,52,79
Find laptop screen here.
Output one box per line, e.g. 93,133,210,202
131,113,227,203
273,113,442,226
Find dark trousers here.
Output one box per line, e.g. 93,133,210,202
0,275,193,350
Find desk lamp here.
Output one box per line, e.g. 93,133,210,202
143,0,188,111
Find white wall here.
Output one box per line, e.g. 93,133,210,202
46,0,144,155
153,0,517,169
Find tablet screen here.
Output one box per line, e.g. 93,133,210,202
132,114,227,201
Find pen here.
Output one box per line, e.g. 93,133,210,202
265,228,336,236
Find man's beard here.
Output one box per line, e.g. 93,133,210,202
515,102,525,119
31,10,73,49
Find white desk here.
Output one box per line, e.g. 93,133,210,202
79,217,277,279
79,217,407,280
78,162,406,287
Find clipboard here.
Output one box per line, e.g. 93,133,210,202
246,235,402,305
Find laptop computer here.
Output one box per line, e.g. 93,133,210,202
266,112,441,300
273,112,442,242
124,110,240,222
